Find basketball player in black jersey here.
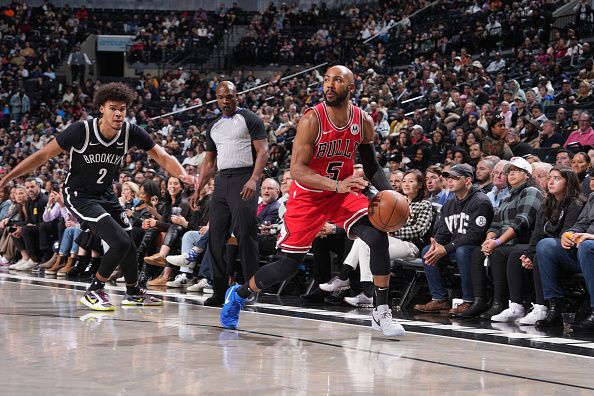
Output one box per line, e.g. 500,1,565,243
0,83,188,311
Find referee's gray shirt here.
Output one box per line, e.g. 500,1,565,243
205,108,267,170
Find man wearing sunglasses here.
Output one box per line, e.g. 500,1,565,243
414,164,494,316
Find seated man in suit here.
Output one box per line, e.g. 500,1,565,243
227,177,281,282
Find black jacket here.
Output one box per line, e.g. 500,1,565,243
569,193,594,235
24,193,48,225
524,197,584,259
433,185,495,254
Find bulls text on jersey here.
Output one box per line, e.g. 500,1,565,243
314,138,359,159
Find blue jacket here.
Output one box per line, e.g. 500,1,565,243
258,199,280,224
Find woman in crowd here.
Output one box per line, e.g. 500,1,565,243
142,176,191,286
459,157,543,319
319,170,434,307
119,181,141,211
427,128,449,164
44,202,82,275
575,81,593,103
490,167,585,323
571,152,592,196
0,186,25,266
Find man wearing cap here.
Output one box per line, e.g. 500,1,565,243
522,117,542,148
415,164,494,315
460,156,543,319
555,79,576,104
564,111,594,148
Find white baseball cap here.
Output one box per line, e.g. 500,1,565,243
509,156,532,175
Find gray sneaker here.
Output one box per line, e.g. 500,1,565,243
344,292,373,308
319,276,350,292
187,278,209,292
166,273,193,288
372,304,405,337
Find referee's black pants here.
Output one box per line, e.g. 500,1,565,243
208,167,260,297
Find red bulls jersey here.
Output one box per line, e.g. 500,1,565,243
299,102,364,190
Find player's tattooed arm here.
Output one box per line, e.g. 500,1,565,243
358,112,392,191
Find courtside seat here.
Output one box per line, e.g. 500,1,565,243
391,257,461,309
260,253,316,296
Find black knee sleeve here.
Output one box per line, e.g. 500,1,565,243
253,252,306,290
350,218,390,276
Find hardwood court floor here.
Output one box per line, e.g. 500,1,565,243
1,273,593,395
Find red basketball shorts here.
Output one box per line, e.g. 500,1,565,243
276,181,369,254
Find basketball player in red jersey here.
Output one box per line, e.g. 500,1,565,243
220,65,405,336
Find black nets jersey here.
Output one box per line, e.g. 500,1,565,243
55,118,155,195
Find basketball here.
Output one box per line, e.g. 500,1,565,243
368,190,410,232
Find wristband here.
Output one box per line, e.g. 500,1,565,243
495,238,502,247
335,180,339,193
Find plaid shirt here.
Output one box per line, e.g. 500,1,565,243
392,199,433,241
488,183,543,245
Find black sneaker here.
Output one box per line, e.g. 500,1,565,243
300,286,329,303
324,289,349,305
121,292,163,306
204,294,225,307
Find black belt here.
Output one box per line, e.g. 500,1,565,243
218,167,253,175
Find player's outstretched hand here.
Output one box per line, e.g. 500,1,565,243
337,175,368,195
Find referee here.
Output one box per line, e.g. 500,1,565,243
188,81,268,306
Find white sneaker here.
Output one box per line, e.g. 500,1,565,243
518,304,548,325
166,273,193,288
203,284,214,294
344,292,373,308
319,276,350,292
491,301,525,322
9,258,27,270
187,277,209,292
371,305,405,337
166,253,195,269
21,259,39,271
0,255,9,265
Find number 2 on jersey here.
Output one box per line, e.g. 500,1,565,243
96,168,107,184
325,161,343,180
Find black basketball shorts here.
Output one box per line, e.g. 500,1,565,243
63,187,132,231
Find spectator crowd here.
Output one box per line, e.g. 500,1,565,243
2,0,594,331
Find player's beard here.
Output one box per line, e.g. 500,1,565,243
324,90,349,107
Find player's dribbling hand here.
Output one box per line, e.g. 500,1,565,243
337,175,368,195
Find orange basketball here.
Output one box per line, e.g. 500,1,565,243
368,190,410,232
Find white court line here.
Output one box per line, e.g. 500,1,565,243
2,272,594,359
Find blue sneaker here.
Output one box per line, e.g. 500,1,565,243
220,284,247,329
